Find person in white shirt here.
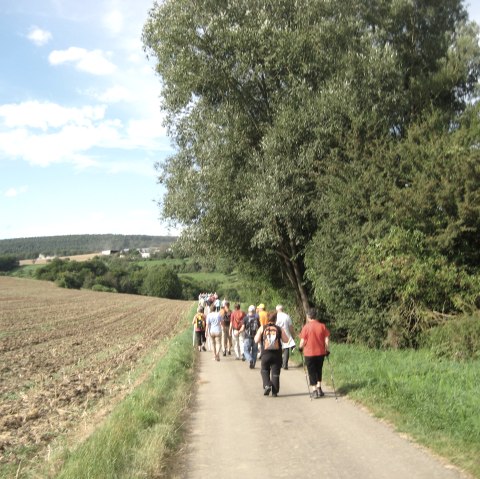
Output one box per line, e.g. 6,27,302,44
275,304,296,369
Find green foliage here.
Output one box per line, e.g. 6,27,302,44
143,0,480,342
91,284,118,293
142,266,183,299
355,227,480,347
55,271,84,289
35,258,72,281
420,312,480,361
0,254,19,272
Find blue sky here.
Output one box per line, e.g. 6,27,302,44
0,0,174,240
0,1,479,240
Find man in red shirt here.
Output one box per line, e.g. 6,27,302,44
229,303,246,360
299,308,330,399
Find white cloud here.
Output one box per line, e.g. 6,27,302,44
96,85,132,103
0,101,106,131
49,47,117,75
103,9,124,35
0,100,169,169
27,27,53,46
4,186,28,198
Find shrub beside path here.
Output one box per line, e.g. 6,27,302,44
178,350,470,479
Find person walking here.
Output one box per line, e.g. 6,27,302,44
257,303,268,360
192,307,206,352
206,304,223,361
255,311,289,397
241,305,260,369
220,301,232,356
275,304,296,369
229,303,246,360
299,308,330,398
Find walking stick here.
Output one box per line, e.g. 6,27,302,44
326,354,338,400
301,351,312,401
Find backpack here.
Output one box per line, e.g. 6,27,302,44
245,316,259,337
222,310,231,327
195,313,205,330
263,324,281,351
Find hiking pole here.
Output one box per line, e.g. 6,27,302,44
326,354,338,400
301,351,312,401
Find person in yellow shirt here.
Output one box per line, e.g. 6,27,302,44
257,303,268,359
257,303,268,326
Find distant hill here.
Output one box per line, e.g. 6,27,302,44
0,234,177,260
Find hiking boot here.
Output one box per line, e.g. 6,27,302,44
264,385,271,396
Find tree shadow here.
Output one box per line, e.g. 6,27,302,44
336,381,368,395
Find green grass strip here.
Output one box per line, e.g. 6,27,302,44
328,344,480,478
53,309,196,479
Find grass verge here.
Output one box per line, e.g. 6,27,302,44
50,307,197,479
325,344,480,478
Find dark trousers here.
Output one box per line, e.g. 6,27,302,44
261,350,282,394
282,347,293,369
305,355,325,385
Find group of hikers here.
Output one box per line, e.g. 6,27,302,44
192,300,330,399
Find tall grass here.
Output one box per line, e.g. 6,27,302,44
50,308,197,479
328,344,480,477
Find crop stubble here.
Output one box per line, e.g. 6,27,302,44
0,276,192,467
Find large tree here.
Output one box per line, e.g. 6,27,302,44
143,0,479,317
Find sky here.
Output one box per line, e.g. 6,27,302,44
0,0,175,240
0,1,479,241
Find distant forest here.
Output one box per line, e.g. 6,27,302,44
0,235,176,259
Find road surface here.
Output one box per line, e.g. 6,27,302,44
177,350,469,479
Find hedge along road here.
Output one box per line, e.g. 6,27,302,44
178,351,470,479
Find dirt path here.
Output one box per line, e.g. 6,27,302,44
178,350,469,479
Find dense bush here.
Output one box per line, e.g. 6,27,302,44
56,271,84,289
0,255,19,272
420,313,480,361
141,266,183,299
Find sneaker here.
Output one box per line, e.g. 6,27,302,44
202,346,206,351
228,351,231,355
249,360,254,369
318,387,325,397
223,351,226,357
242,354,246,362
264,385,271,396
272,392,278,397
312,389,319,399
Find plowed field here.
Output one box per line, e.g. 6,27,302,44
0,276,192,469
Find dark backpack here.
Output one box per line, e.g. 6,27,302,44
245,316,259,337
222,311,231,327
195,314,205,330
263,324,281,350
